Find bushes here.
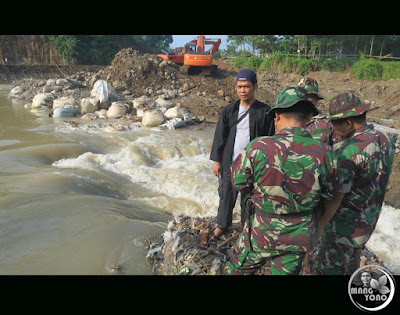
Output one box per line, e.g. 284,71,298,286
231,54,400,80
320,59,350,72
249,53,312,75
381,62,400,80
352,58,383,80
298,59,312,76
231,56,248,70
232,53,346,76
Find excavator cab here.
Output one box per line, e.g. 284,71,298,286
185,43,196,53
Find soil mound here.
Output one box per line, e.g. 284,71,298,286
98,48,180,95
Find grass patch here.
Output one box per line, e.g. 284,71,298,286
231,53,400,80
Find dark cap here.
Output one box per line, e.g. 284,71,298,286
236,68,257,83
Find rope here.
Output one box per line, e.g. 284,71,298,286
55,62,68,78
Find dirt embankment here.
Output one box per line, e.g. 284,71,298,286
0,65,105,84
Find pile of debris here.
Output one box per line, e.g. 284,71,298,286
145,215,271,275
97,48,181,96
145,215,386,276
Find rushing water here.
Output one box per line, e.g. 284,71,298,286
0,84,229,274
0,84,399,275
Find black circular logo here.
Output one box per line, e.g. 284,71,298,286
348,265,396,312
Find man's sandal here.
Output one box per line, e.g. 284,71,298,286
208,226,225,241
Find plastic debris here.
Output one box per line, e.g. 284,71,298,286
145,215,272,275
147,215,385,276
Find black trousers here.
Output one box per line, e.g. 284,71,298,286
216,170,249,229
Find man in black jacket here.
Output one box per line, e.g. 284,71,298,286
209,69,275,239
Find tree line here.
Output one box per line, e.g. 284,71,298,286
226,35,400,59
40,35,400,66
40,35,173,65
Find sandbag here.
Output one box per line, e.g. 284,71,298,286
81,97,99,114
91,80,115,103
31,93,55,109
141,110,165,127
164,106,184,119
53,105,79,118
107,102,128,119
155,97,173,109
53,96,76,109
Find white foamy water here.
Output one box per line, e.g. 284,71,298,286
53,127,227,218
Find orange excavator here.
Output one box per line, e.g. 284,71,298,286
158,35,221,75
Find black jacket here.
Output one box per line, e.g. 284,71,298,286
210,99,275,171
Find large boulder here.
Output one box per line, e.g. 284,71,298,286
141,110,165,127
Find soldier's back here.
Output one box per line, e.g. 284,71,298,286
245,126,339,215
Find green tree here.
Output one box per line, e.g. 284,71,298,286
40,35,173,65
40,35,78,64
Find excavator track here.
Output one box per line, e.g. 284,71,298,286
179,65,217,76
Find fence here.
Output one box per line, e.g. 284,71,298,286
258,53,400,61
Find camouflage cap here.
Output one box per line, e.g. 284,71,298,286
328,90,370,121
298,77,324,99
268,86,318,117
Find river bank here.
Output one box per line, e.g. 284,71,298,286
1,51,400,275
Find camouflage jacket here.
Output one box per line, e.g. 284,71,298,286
306,113,337,145
331,124,395,246
231,127,342,215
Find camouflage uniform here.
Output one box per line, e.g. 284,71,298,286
299,77,337,145
316,91,396,275
227,86,343,275
307,112,336,145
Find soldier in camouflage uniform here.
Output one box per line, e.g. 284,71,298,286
227,86,343,275
298,77,337,145
316,90,395,275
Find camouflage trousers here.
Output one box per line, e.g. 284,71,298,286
316,220,366,275
227,212,315,275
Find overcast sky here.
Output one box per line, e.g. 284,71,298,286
170,35,228,50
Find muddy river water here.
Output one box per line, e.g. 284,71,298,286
0,84,399,275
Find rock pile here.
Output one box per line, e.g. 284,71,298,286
7,48,241,125
7,59,200,130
